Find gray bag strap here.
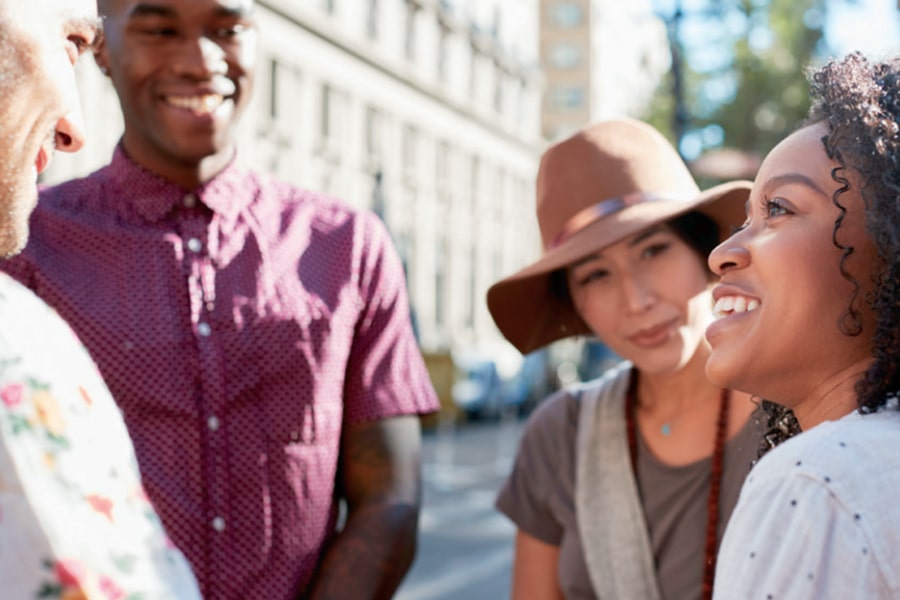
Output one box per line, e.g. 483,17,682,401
575,363,662,600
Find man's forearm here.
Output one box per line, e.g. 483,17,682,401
306,502,419,600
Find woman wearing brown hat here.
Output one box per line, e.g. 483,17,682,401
488,118,762,600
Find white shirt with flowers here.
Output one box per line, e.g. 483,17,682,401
0,272,201,599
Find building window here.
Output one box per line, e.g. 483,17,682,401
551,2,584,27
404,4,417,61
466,241,476,329
268,59,280,119
436,141,449,192
549,43,582,70
437,27,449,81
548,85,585,110
469,51,478,100
320,85,332,142
466,156,480,329
366,0,379,39
402,125,418,184
365,106,383,166
434,230,448,329
494,67,504,112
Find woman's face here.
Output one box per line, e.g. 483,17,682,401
705,122,876,407
566,224,713,375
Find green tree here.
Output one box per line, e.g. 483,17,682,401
643,0,840,180
706,0,824,155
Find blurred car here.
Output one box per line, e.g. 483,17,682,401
452,349,556,420
451,355,504,420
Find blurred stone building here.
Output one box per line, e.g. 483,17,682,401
539,0,670,141
43,0,545,358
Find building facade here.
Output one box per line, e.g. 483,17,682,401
43,0,545,358
539,0,670,141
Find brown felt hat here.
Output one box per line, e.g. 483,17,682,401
487,118,752,355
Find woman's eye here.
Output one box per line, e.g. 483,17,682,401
577,270,609,286
641,243,670,259
764,198,791,219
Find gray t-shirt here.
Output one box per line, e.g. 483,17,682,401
496,384,762,600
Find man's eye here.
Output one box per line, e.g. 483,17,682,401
214,24,249,38
143,27,177,37
66,36,91,63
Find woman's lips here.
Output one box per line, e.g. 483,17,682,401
628,319,677,348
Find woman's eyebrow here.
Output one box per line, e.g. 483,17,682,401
627,225,666,247
763,172,829,198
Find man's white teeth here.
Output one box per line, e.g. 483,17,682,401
714,295,760,318
167,94,225,113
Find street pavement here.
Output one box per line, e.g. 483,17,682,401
396,414,525,600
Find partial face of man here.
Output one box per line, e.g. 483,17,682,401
95,0,257,183
0,0,99,257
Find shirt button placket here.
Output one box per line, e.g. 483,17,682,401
181,215,227,595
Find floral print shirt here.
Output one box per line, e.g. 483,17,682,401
0,273,201,600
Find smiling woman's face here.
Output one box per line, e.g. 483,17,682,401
566,224,713,376
705,122,877,409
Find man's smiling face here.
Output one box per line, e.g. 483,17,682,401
95,0,257,185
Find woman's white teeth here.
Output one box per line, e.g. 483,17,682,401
714,295,760,318
167,94,225,113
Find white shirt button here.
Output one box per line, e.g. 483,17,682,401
211,516,225,532
183,193,197,208
187,238,203,252
208,416,221,431
198,322,212,337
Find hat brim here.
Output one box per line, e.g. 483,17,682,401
487,180,752,354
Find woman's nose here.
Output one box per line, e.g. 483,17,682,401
709,234,750,275
621,273,655,313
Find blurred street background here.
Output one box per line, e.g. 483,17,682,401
46,2,900,598
396,417,524,600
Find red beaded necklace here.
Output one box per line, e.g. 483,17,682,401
625,369,729,600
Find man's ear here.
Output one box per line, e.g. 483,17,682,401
93,36,110,77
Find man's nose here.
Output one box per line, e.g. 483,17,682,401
54,106,86,153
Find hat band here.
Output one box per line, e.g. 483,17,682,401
550,191,692,248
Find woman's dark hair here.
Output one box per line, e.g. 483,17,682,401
548,210,721,302
668,210,721,262
759,52,900,455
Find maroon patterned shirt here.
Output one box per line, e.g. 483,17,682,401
2,146,439,599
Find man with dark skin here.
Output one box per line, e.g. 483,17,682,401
2,0,439,598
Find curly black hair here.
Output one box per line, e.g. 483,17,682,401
759,52,900,454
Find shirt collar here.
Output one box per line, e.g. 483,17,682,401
108,143,252,222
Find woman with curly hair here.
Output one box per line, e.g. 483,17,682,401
707,52,900,598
